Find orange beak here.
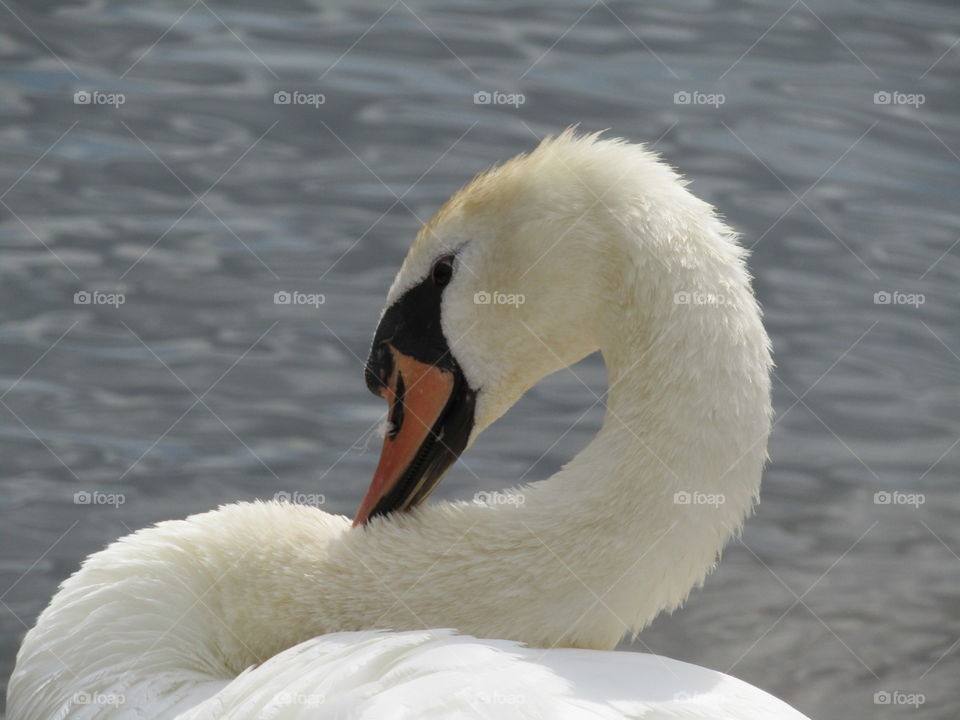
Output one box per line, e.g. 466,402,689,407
353,343,473,526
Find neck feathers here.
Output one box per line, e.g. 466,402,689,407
308,204,772,653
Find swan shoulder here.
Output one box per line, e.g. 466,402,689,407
173,630,810,720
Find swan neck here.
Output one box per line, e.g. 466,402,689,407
509,231,772,645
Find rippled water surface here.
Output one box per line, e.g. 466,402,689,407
2,1,959,717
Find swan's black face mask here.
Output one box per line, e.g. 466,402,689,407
354,272,476,526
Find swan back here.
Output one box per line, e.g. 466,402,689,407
176,630,810,720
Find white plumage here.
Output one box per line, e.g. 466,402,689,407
17,628,806,719
175,630,810,720
7,131,809,719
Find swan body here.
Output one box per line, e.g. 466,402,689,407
8,131,807,719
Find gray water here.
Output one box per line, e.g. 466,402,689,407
1,0,958,717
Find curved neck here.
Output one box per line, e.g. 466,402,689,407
485,234,771,647
270,224,774,657
206,212,775,671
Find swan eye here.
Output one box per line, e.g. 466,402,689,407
431,254,455,287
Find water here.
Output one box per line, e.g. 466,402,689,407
1,0,959,717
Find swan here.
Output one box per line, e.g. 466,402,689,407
7,130,810,719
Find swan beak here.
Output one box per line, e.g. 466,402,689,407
354,344,475,526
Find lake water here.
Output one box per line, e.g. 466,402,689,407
1,0,959,717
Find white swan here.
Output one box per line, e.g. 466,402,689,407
7,130,810,719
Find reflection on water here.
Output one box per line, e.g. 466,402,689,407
1,0,959,717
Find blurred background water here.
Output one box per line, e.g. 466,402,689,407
1,0,959,717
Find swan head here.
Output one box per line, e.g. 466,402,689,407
354,129,740,525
